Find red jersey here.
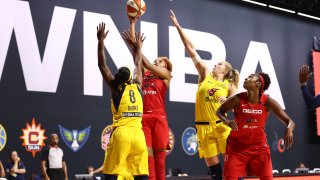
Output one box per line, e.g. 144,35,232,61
142,71,167,113
228,92,270,149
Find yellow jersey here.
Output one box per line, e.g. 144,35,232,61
195,74,229,124
111,83,143,127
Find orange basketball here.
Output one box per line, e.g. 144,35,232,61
126,0,146,18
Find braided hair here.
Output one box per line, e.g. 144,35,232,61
112,67,131,89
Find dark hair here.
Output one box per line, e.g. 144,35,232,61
112,67,131,88
8,150,22,164
258,72,271,92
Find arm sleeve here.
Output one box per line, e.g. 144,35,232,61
301,85,320,109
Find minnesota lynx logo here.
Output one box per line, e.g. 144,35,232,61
58,125,91,152
181,127,198,155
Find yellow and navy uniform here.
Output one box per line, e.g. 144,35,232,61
103,83,148,176
195,74,231,158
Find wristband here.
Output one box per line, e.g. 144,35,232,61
287,122,292,129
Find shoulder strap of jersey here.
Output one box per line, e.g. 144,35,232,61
112,84,127,112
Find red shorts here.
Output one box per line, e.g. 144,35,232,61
224,144,273,179
142,112,169,149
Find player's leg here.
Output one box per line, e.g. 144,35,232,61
247,148,273,180
128,127,149,178
197,125,221,180
142,114,155,180
103,127,131,178
153,114,169,180
223,150,248,180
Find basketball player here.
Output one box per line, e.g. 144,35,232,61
216,72,295,180
299,65,320,109
96,22,148,180
126,16,173,180
170,10,239,180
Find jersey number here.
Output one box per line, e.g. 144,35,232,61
129,90,136,103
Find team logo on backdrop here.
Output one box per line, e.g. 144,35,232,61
101,125,113,151
166,128,175,155
181,127,198,155
271,131,285,153
0,124,7,151
20,118,47,157
58,125,91,152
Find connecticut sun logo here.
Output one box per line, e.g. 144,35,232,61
166,128,175,155
0,124,7,151
101,125,113,151
20,118,47,157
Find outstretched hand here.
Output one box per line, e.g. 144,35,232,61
122,30,146,51
299,65,312,85
97,22,109,41
170,10,179,27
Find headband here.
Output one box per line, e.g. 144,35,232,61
259,75,265,93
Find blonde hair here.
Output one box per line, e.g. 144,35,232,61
223,61,239,88
157,57,172,72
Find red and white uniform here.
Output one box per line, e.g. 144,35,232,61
224,92,273,179
142,70,169,180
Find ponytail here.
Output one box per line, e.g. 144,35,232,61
226,69,239,88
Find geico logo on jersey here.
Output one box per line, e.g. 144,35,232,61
242,109,262,114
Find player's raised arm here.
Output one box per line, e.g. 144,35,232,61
169,10,209,82
97,22,117,94
122,31,145,86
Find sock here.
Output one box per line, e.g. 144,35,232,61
208,163,222,180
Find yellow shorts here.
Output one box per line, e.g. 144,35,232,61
102,126,148,176
196,123,231,158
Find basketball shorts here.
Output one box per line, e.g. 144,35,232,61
196,122,231,158
224,144,273,178
102,126,148,176
142,113,169,149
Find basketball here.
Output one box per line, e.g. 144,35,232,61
126,0,146,18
